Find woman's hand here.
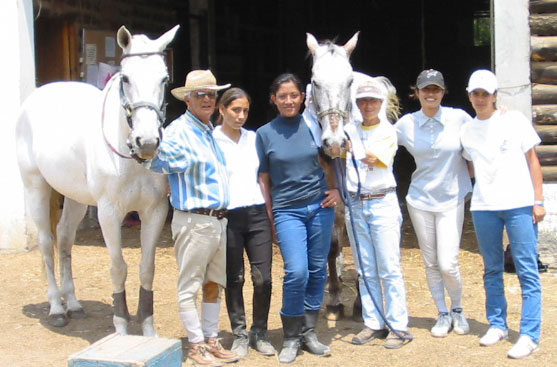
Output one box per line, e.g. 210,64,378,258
322,188,341,208
533,204,546,224
361,150,378,167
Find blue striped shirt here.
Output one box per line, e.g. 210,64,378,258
145,111,229,210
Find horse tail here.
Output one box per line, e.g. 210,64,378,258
374,76,401,123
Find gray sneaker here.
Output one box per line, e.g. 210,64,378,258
230,337,249,359
451,309,470,335
431,313,452,337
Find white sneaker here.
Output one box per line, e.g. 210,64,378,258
508,335,539,359
480,327,508,346
431,313,452,337
451,309,470,335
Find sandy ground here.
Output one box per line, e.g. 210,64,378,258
1,210,556,367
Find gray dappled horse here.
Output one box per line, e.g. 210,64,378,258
16,25,179,336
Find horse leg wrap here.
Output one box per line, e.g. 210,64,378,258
112,291,130,321
137,287,154,323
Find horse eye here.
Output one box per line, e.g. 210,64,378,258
121,75,130,84
312,80,320,89
162,76,169,85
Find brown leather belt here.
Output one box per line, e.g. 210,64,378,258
350,187,396,201
183,208,227,219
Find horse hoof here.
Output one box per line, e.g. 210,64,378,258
48,313,69,327
325,304,345,320
67,308,86,319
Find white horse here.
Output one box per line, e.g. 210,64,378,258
16,25,179,336
306,32,359,159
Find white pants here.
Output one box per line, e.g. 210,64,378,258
407,202,464,314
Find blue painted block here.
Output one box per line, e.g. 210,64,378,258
68,333,182,367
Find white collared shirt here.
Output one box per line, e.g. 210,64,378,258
213,126,265,209
395,106,472,212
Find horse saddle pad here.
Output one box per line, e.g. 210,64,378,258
68,333,182,367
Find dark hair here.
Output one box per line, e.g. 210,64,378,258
408,84,448,101
216,87,251,124
269,73,304,97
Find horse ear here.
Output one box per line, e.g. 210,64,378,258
117,26,133,51
343,31,360,56
306,33,319,54
155,25,180,52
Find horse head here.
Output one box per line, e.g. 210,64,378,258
306,32,359,159
116,25,179,161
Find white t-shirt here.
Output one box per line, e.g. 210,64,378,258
395,106,472,212
213,126,265,209
344,119,398,193
460,110,540,211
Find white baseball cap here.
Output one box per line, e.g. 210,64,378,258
467,69,498,94
355,79,386,100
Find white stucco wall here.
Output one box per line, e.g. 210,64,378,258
0,0,37,252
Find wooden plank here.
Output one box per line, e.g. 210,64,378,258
542,165,557,181
536,124,557,143
536,145,557,165
532,83,557,104
533,104,557,124
530,14,557,35
532,62,557,84
532,36,557,61
530,0,557,13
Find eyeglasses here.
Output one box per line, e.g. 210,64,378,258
192,91,217,99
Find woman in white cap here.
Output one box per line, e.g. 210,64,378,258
461,69,544,359
344,77,412,349
394,69,472,338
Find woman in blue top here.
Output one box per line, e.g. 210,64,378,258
394,69,472,338
256,73,340,364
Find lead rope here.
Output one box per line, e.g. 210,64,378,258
332,134,413,344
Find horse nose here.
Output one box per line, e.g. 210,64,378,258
136,137,160,159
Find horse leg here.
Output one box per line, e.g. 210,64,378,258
352,275,363,322
137,199,168,336
326,233,344,320
97,202,129,335
56,198,88,318
23,178,67,326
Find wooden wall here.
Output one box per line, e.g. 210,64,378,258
531,0,557,181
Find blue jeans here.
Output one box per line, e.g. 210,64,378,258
472,206,542,343
274,198,334,317
345,192,408,331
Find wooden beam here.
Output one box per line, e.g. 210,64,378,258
536,124,557,143
531,36,557,61
542,165,557,181
532,84,557,104
530,0,557,13
533,104,557,124
536,145,557,165
532,62,557,84
530,14,557,36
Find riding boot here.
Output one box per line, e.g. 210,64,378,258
249,271,274,355
301,310,331,356
225,285,248,339
278,315,303,364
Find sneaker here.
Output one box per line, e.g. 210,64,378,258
480,327,508,346
431,313,452,337
205,337,239,363
351,327,389,345
384,330,412,349
249,332,276,356
508,335,539,359
451,309,470,335
230,337,249,359
188,343,222,367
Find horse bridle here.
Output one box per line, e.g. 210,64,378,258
102,51,167,163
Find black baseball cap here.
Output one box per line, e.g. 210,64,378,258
416,69,445,89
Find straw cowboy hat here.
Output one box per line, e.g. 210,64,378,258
171,69,231,100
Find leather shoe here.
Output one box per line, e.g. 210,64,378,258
205,337,239,363
352,327,388,345
249,332,276,356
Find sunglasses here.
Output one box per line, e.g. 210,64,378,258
192,91,217,99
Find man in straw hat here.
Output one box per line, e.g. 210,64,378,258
144,69,236,366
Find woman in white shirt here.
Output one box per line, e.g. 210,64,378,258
344,78,412,349
394,69,472,338
213,88,275,359
461,69,545,359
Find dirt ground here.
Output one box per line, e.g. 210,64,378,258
1,209,556,367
